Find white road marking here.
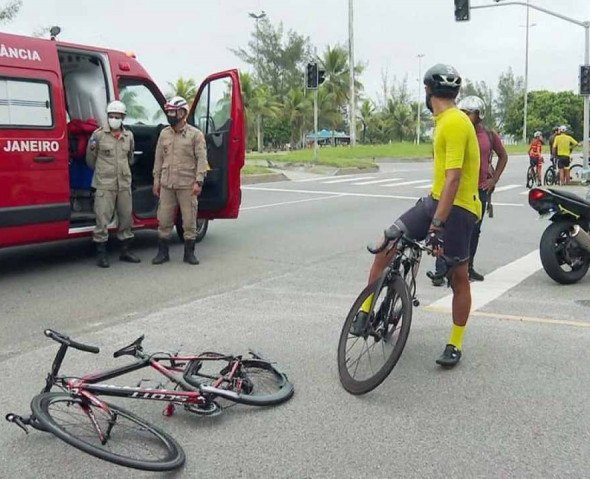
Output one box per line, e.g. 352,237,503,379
323,176,377,184
493,184,520,193
425,249,541,312
242,186,525,206
293,175,336,182
415,183,433,189
351,178,403,185
520,190,530,195
241,194,344,210
382,179,431,187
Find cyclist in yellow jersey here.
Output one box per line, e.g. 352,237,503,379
552,125,580,185
351,64,480,368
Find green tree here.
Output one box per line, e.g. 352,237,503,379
249,85,281,151
120,89,147,121
358,99,375,143
0,0,21,24
283,88,312,146
505,90,584,141
495,67,524,132
167,77,197,104
239,71,257,149
232,16,312,98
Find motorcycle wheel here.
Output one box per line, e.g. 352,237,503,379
540,221,590,284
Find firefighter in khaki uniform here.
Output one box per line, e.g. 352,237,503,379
152,96,208,265
86,100,140,268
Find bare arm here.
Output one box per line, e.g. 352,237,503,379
433,168,461,224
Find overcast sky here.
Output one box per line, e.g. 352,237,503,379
4,0,590,102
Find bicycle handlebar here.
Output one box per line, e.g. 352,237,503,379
44,329,100,354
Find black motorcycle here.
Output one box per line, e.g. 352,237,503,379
529,187,590,284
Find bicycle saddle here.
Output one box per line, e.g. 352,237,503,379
113,335,145,358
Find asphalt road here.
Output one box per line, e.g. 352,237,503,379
1,156,589,478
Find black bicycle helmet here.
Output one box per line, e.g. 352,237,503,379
423,63,462,96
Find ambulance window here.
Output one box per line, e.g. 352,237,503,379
0,78,53,128
193,77,232,135
118,81,165,126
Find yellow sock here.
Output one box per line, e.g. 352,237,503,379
448,324,466,350
360,293,374,313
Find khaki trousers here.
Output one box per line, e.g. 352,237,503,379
93,189,134,243
157,187,197,240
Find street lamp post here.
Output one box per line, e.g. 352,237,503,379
521,16,537,144
248,11,266,78
416,53,425,145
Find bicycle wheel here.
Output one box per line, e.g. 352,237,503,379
569,164,583,183
526,166,535,188
31,392,185,472
337,273,412,395
544,167,556,186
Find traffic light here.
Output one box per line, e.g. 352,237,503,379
454,0,470,21
306,62,318,89
318,69,326,86
580,65,590,96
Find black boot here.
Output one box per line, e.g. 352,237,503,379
152,238,170,265
119,239,141,263
183,240,199,265
96,242,110,268
468,266,484,281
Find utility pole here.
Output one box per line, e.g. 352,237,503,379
523,0,530,144
416,53,425,145
314,87,319,163
348,0,356,146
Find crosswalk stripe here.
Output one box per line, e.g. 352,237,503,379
323,176,377,184
494,184,520,193
382,179,430,187
520,190,530,195
293,176,336,182
415,183,433,189
351,178,403,185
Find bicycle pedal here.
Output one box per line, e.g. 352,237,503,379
162,403,176,417
412,298,420,307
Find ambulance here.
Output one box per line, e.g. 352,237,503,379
0,31,245,250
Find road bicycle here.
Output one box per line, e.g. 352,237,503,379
545,157,584,186
337,227,456,395
6,330,294,471
526,161,541,188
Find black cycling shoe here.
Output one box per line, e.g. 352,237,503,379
350,311,370,337
469,268,484,282
427,270,445,287
435,344,462,368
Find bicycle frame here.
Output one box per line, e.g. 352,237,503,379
45,344,246,411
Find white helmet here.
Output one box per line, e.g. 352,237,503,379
106,100,127,115
457,96,486,119
534,131,542,138
165,96,189,112
559,125,568,132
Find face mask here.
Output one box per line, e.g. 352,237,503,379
167,115,179,127
108,118,122,130
425,93,433,113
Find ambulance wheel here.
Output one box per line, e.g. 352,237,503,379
175,218,208,243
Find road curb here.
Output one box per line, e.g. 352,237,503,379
241,172,290,184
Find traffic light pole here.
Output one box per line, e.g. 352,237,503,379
313,88,319,164
471,2,589,173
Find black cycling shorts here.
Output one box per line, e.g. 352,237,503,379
557,156,571,169
394,196,477,263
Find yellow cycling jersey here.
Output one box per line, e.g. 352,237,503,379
431,107,481,219
552,134,578,157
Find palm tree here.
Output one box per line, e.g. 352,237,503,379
120,89,147,121
249,85,281,151
240,72,256,145
167,77,197,104
283,88,312,147
358,99,375,143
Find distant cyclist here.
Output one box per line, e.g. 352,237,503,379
528,131,544,186
552,125,580,185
